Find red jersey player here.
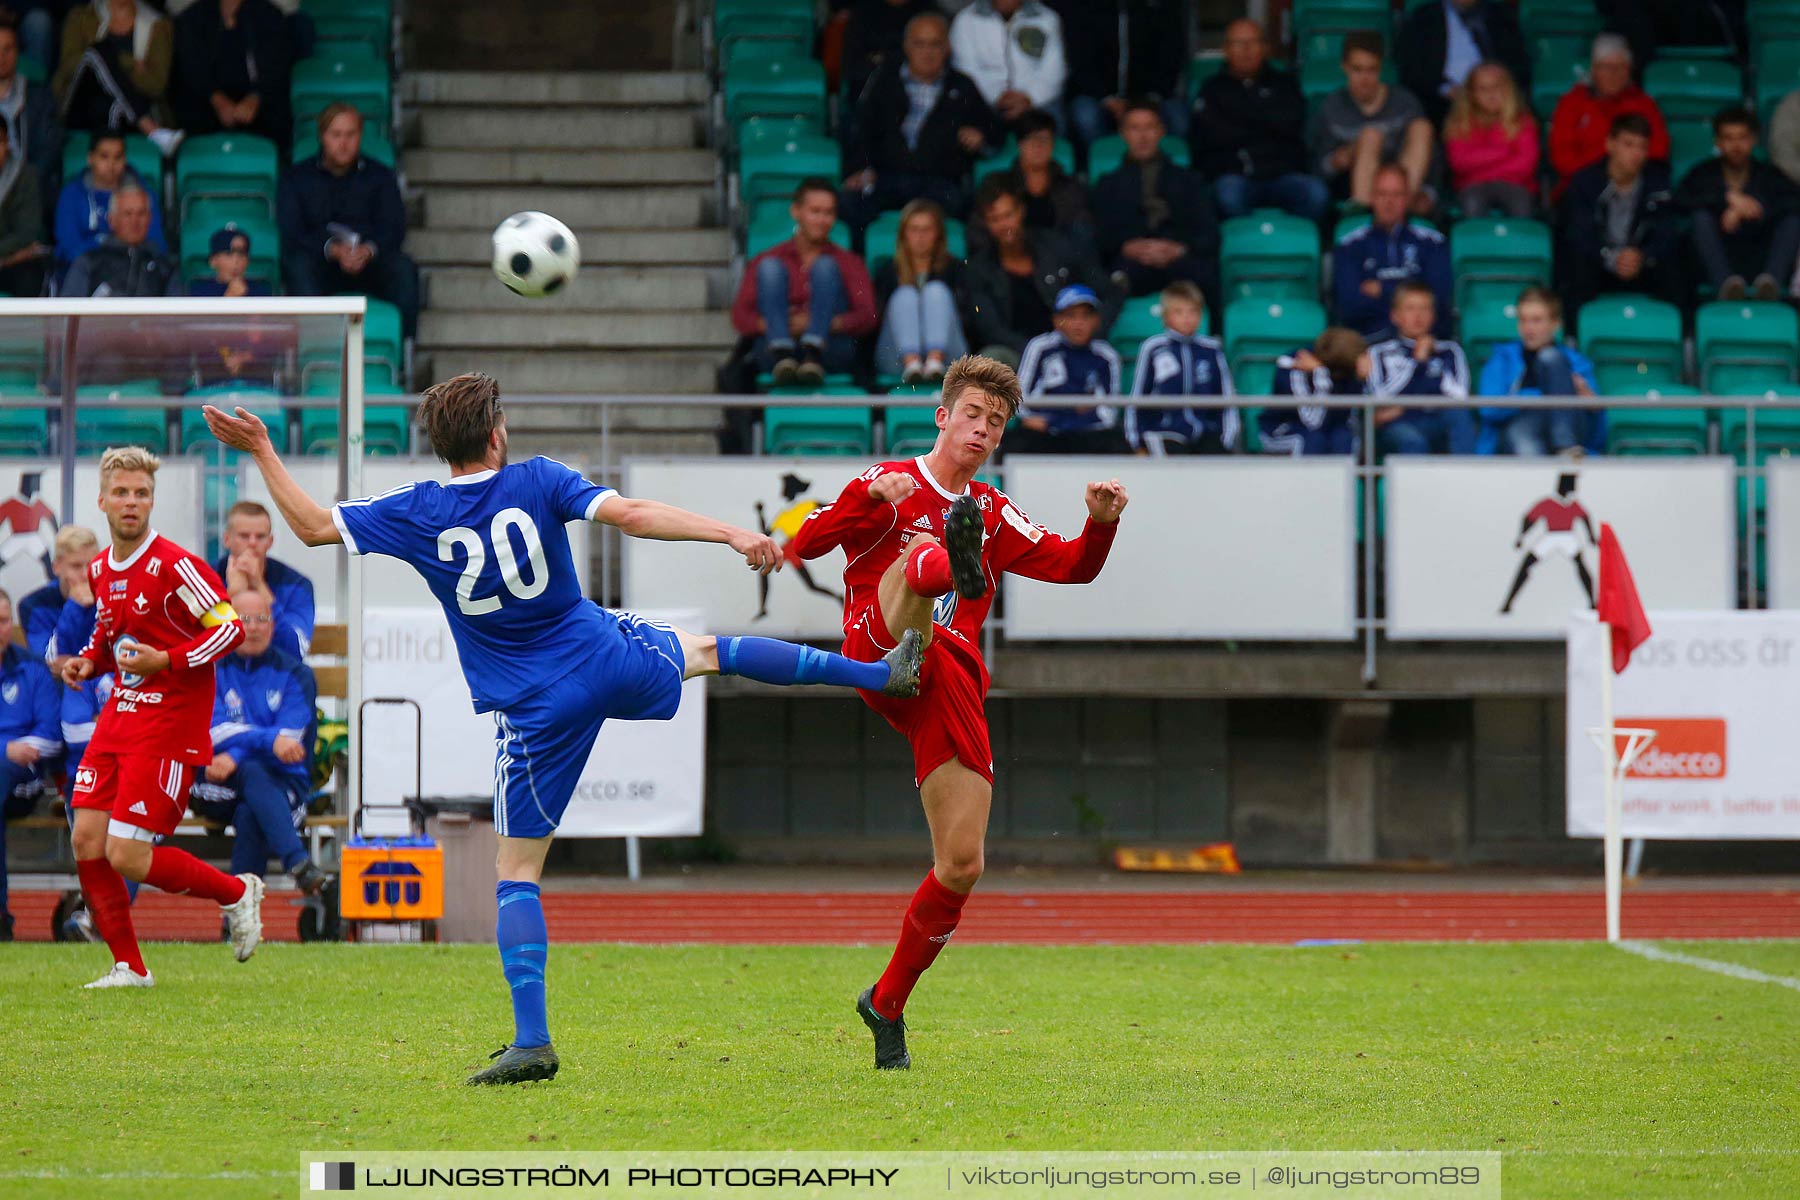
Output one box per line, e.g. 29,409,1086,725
789,354,1127,1069
62,447,260,989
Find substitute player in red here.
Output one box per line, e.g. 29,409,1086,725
62,447,262,989
789,355,1127,1069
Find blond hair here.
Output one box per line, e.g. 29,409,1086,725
98,446,161,489
54,525,99,558
1444,61,1527,141
940,354,1021,419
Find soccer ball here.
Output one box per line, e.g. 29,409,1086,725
491,211,580,297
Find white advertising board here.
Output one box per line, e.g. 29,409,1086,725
0,460,202,604
1567,611,1800,839
1771,459,1800,609
1388,459,1735,639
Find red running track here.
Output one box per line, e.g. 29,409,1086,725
9,889,1800,944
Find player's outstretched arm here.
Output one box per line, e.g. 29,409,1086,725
596,494,783,575
203,406,342,547
999,479,1128,585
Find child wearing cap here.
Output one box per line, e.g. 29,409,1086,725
1124,281,1239,456
1004,285,1130,455
188,225,271,297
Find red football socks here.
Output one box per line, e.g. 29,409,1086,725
145,845,246,905
871,869,970,1021
76,857,147,977
904,541,953,597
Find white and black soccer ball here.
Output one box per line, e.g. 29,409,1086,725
491,211,580,297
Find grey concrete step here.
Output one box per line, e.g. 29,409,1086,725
421,185,708,229
424,266,711,311
501,401,722,433
406,148,716,186
421,350,722,394
420,309,735,350
508,430,721,461
417,108,697,150
403,71,708,107
410,227,731,267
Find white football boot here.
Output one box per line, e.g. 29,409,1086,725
223,873,265,962
84,962,154,989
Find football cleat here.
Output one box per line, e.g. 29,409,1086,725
880,628,925,698
467,1043,560,1086
223,873,265,962
84,961,154,989
292,861,330,897
856,985,911,1070
943,494,987,600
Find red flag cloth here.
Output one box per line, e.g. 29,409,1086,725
1597,523,1652,673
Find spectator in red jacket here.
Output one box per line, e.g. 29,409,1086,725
1549,34,1669,198
1443,62,1539,218
730,179,878,385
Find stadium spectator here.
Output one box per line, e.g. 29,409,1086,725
62,181,181,296
1676,107,1800,302
1308,30,1433,208
1331,163,1452,340
52,130,164,269
0,585,61,941
841,0,938,109
873,198,968,383
213,500,314,658
7,3,56,69
279,104,419,338
1257,326,1369,456
19,524,96,660
841,11,999,233
1057,0,1190,147
965,109,1090,254
1124,280,1236,455
1770,89,1800,187
963,176,1116,361
1004,284,1129,454
1397,0,1529,129
1560,113,1679,320
1549,35,1669,199
1442,62,1539,219
0,121,46,295
1367,281,1474,456
1477,286,1600,456
949,0,1066,126
1599,0,1742,72
48,573,100,774
0,18,64,218
171,0,296,154
188,223,268,296
729,178,877,385
188,589,327,895
1190,18,1326,222
51,0,180,152
1091,98,1217,304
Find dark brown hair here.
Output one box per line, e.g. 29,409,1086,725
1341,29,1384,62
418,373,503,466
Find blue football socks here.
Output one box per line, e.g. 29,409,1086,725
716,635,890,691
495,879,551,1048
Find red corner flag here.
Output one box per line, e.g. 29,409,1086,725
1597,523,1652,673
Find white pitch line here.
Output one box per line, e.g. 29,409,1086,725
1616,940,1800,992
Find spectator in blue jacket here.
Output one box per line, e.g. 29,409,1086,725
213,500,314,657
1367,281,1475,455
0,587,62,940
51,131,164,269
1258,326,1369,456
278,103,419,337
18,524,97,659
1006,284,1129,454
1090,99,1219,305
1125,280,1238,454
1332,163,1452,340
189,590,326,894
1477,286,1601,456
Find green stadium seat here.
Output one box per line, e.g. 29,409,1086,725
884,396,942,456
299,376,411,456
1223,298,1326,396
176,133,279,223
1221,213,1319,303
297,299,403,391
0,395,50,456
746,212,850,258
1749,0,1800,43
1084,135,1190,180
738,133,839,211
1755,40,1800,114
179,386,284,454
715,7,814,61
75,381,167,454
1696,301,1800,392
290,56,392,136
1604,384,1712,456
1579,295,1684,385
178,205,279,288
313,10,391,59
1518,0,1602,40
1330,213,1438,242
1108,296,1166,377
291,126,396,167
1460,300,1524,374
970,134,1077,184
1184,55,1221,102
1449,217,1553,316
1292,0,1392,42
1667,119,1719,181
722,37,810,73
61,132,162,200
723,57,826,128
1643,60,1744,124
764,400,876,455
1530,37,1592,118
862,212,966,274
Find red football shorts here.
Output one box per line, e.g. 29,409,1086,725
70,751,198,842
844,603,995,787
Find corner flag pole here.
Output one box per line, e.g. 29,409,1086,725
1599,551,1623,941
1590,522,1655,944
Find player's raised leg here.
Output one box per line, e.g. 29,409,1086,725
673,624,923,697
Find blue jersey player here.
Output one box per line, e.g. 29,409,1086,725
203,374,922,1085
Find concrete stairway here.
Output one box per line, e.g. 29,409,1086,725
403,70,730,455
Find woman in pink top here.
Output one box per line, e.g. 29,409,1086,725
1443,62,1540,218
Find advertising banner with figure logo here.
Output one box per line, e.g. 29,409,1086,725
623,459,862,641
361,607,705,837
1387,459,1735,639
1567,611,1800,839
1771,459,1800,608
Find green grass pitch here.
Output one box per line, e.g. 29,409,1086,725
1,940,1796,1198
